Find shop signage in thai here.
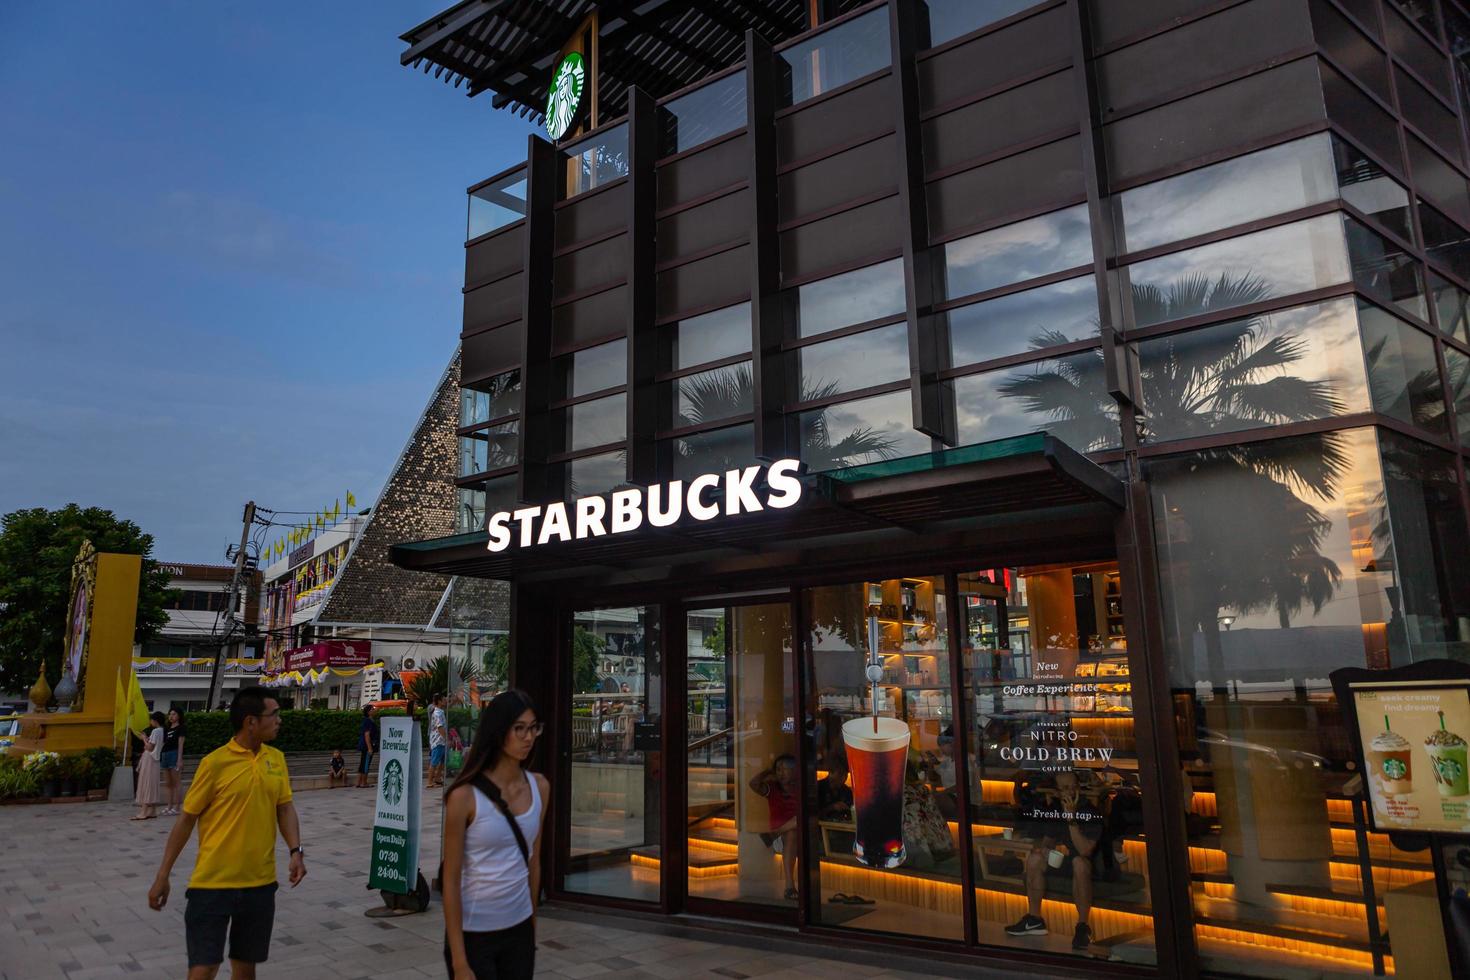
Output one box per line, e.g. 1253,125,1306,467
368,716,422,893
545,51,586,140
283,640,373,673
1350,679,1470,834
485,459,804,553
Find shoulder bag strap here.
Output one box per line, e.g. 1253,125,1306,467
471,773,530,865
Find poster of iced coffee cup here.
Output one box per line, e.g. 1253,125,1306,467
842,716,909,868
1349,680,1470,835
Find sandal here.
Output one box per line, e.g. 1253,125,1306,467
842,894,875,905
829,893,851,903
783,887,798,900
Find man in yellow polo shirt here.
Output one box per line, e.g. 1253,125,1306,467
148,686,306,979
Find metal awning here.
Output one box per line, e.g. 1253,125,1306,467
389,433,1125,583
399,0,809,120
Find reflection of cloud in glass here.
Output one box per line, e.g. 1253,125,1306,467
947,274,1098,367
569,450,626,497
569,394,626,450
798,324,908,395
674,303,751,369
939,204,1092,300
1127,215,1350,328
793,259,905,337
799,390,929,471
1118,134,1336,253
953,351,1120,454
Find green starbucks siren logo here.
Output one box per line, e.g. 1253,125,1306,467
545,52,586,141
382,758,404,806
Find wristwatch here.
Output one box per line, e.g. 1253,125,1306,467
290,846,305,857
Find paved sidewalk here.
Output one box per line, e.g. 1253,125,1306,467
0,788,1062,980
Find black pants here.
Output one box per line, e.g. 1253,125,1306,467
445,917,535,979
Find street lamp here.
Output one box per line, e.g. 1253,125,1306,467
1218,615,1235,631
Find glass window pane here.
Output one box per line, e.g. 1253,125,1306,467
658,70,746,156
1345,216,1428,320
1126,215,1350,330
803,576,960,940
952,350,1121,454
666,422,755,479
1396,65,1463,165
791,259,906,339
686,602,794,908
797,390,932,472
459,420,518,477
670,302,752,370
1144,427,1420,976
1406,133,1470,224
1117,134,1337,254
776,8,890,107
1385,5,1452,96
483,473,516,514
919,0,1041,47
960,563,1154,962
1430,271,1470,343
939,205,1093,301
1322,61,1404,171
455,487,485,534
663,362,753,429
468,171,527,240
564,123,629,198
562,393,627,452
566,449,627,497
796,324,909,400
556,338,628,399
1445,347,1470,446
1419,202,1470,282
1357,300,1448,435
565,605,663,901
1377,431,1470,659
946,275,1099,368
461,369,522,426
1332,135,1412,240
1137,298,1372,443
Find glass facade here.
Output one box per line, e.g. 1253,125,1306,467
437,3,1470,976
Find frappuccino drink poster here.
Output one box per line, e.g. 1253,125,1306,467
1351,681,1470,834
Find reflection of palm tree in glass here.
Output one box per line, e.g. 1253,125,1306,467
677,363,898,471
999,273,1351,682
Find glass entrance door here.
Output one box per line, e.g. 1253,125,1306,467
685,601,798,915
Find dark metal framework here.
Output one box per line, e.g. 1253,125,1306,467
401,0,808,120
412,0,1470,975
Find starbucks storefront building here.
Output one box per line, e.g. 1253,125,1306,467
393,1,1470,976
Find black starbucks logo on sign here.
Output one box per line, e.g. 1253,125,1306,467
383,758,404,806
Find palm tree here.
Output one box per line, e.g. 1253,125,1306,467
406,655,483,707
997,273,1354,683
676,362,900,471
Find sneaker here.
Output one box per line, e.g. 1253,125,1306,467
1005,914,1047,936
1072,922,1092,950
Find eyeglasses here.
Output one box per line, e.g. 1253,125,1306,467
512,722,544,739
259,709,281,719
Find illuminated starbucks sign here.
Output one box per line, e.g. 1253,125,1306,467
486,459,804,553
544,52,586,141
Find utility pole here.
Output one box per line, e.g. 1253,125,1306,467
207,501,257,709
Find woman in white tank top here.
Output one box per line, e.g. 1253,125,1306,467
442,689,549,980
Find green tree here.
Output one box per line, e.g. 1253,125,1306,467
0,505,173,694
482,634,510,687
405,654,483,706
571,625,604,694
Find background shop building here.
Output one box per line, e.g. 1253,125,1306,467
390,1,1470,978
134,562,262,712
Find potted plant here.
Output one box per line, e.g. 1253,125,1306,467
22,751,60,798
68,756,92,797
55,754,80,797
0,761,40,803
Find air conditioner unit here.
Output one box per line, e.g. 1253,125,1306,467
403,657,416,670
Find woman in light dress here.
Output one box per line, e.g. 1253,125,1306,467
132,711,166,820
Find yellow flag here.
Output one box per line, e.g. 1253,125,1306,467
332,499,340,521
126,668,149,736
113,668,127,745
346,490,356,509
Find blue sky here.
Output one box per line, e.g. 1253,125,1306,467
0,2,535,562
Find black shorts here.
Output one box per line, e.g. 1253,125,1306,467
444,917,535,979
184,883,278,967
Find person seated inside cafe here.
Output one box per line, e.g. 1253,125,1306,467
750,754,800,901
1004,768,1105,951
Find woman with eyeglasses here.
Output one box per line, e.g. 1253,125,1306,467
442,689,547,980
